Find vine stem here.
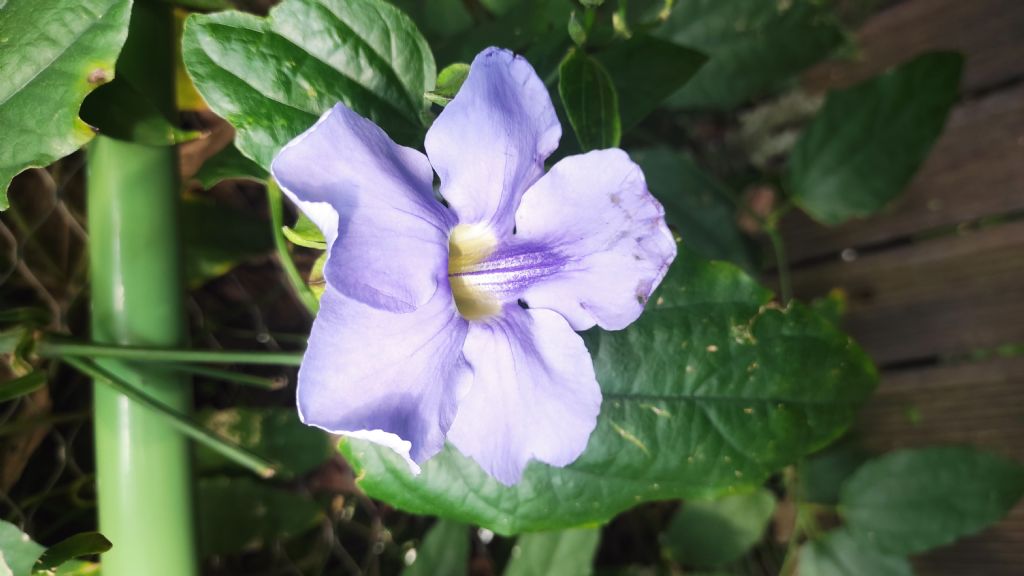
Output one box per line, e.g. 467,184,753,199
267,179,320,315
767,227,793,304
64,356,279,479
37,339,303,366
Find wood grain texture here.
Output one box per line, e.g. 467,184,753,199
804,0,1024,95
786,219,1024,365
858,358,1024,575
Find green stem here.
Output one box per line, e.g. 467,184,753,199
267,179,319,315
161,363,286,389
766,226,792,304
66,357,279,479
38,339,302,366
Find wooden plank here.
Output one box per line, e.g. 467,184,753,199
803,0,1024,95
778,82,1024,264
858,358,1024,575
786,219,1024,365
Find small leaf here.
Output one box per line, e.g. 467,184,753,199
504,528,601,576
80,77,196,146
839,446,1024,555
50,560,101,575
282,214,327,250
183,0,436,170
0,521,45,576
632,148,754,270
196,407,333,476
799,529,913,576
308,252,328,300
0,372,46,403
193,143,268,190
787,52,963,225
559,49,621,151
182,196,274,288
425,63,470,107
656,0,844,110
0,0,133,209
595,35,706,130
567,11,588,47
341,248,877,534
197,476,324,557
402,520,469,576
662,488,776,567
35,532,111,571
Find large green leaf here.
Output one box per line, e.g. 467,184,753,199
196,407,334,476
595,36,705,130
0,0,132,209
839,446,1024,555
0,520,45,576
504,528,601,576
662,488,776,568
402,520,469,576
559,49,621,151
799,529,913,576
632,148,754,270
656,0,843,110
341,249,876,534
182,0,436,169
787,53,962,225
197,476,324,557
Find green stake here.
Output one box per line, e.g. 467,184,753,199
87,2,197,574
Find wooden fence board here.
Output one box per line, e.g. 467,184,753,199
803,0,1024,95
785,219,1024,365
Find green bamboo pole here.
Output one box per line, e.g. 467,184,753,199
86,1,198,574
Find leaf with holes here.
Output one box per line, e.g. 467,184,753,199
182,0,436,169
0,0,133,209
341,249,877,534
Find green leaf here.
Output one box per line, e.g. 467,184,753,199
0,372,46,403
197,476,324,557
308,252,328,300
182,196,273,288
0,520,45,576
656,0,844,110
196,407,333,476
504,528,601,576
282,214,327,250
341,248,877,534
595,36,706,130
402,520,469,576
35,532,111,571
559,49,621,151
425,63,470,107
799,529,913,576
631,148,754,270
182,0,436,170
787,53,963,225
662,488,775,567
193,143,268,190
80,77,197,146
840,447,1024,556
0,0,133,209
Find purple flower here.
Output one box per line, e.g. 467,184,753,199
271,47,676,485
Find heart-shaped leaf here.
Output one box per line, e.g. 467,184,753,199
182,0,436,169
